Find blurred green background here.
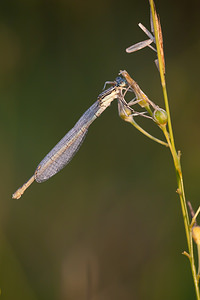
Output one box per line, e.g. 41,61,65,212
1,0,200,299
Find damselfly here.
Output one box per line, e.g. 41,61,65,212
12,77,129,199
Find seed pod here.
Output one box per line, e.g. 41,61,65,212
118,101,132,122
154,108,168,125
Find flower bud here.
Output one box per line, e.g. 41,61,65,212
118,101,132,122
192,226,200,245
154,108,168,125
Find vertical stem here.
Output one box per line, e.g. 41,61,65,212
149,0,200,298
162,126,190,243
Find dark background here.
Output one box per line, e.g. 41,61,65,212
1,0,200,299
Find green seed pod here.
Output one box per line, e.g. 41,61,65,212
154,108,168,125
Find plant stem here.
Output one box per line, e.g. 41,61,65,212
128,116,168,147
149,0,200,298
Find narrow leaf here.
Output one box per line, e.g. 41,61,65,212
138,23,155,42
126,39,153,53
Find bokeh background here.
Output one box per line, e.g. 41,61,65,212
1,0,200,299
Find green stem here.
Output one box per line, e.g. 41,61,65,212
145,105,153,117
149,0,200,298
161,126,190,245
162,94,200,300
129,117,168,147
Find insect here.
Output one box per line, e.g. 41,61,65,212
12,77,129,199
